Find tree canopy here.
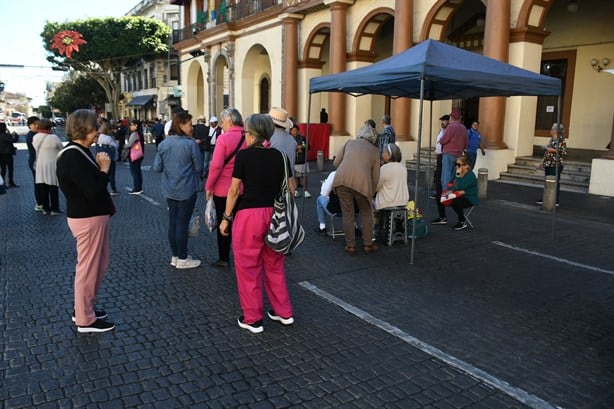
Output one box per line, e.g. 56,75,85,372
41,17,170,120
48,73,107,115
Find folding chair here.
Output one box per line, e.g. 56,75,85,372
464,206,475,229
327,212,345,240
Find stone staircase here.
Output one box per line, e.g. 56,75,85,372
406,148,591,193
499,156,590,193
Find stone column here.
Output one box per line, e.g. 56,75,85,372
479,0,510,149
391,0,413,141
327,1,350,136
282,15,301,118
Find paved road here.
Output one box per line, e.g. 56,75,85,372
1,142,613,408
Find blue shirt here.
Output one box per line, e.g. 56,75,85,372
467,128,481,154
153,135,203,200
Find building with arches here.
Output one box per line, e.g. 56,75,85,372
171,0,614,191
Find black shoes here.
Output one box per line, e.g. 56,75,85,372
211,260,229,269
72,309,108,322
454,221,468,230
431,217,447,225
77,319,115,333
267,309,294,325
313,227,327,235
237,316,263,334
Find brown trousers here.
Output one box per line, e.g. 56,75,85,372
335,185,374,247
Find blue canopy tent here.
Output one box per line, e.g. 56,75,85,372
307,39,562,263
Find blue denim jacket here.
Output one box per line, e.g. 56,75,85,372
153,135,203,201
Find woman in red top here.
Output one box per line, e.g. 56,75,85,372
205,108,247,268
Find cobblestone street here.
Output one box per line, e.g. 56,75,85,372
1,142,613,408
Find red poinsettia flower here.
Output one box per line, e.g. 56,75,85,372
50,30,87,59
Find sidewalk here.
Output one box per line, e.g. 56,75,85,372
1,144,613,408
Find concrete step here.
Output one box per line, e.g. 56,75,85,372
505,164,590,183
498,172,589,193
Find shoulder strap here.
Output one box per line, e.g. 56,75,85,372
223,133,245,167
57,145,98,169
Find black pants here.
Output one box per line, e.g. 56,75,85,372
213,195,231,262
451,196,473,223
0,153,15,185
36,183,60,212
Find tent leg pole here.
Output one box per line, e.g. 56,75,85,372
301,93,314,224
551,96,562,240
410,79,425,265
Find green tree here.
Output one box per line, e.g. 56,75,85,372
36,105,52,118
48,74,107,114
41,17,170,120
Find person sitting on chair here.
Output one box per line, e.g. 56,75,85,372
440,155,477,231
374,143,409,210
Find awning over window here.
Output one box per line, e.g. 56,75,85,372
126,95,154,106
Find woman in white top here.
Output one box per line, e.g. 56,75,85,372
96,123,119,195
32,118,64,214
374,143,409,210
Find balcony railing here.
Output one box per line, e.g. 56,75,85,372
172,0,280,44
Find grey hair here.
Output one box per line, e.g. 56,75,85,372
245,113,275,144
219,107,243,126
551,123,566,133
381,114,391,125
356,125,378,145
385,143,402,163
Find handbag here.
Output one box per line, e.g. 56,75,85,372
130,139,144,161
265,151,305,254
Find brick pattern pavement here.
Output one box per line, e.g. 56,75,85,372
1,143,613,408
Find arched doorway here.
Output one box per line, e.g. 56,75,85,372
240,44,272,116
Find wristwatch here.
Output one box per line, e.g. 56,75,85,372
222,212,233,222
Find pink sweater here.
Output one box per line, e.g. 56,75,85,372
205,125,247,197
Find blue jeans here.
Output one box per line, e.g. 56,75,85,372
441,153,458,191
167,192,197,259
129,158,143,191
316,195,331,225
203,150,212,176
108,160,117,191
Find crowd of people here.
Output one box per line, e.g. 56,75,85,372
5,102,568,336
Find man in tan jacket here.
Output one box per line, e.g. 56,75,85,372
332,125,380,255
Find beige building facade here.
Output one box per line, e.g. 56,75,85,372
172,0,614,191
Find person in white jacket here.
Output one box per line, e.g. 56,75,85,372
374,143,409,210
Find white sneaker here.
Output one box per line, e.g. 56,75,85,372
294,190,301,198
176,257,201,269
170,256,178,267
304,191,312,198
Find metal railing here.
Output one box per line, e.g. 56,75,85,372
172,0,280,44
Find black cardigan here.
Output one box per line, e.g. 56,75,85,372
56,142,113,218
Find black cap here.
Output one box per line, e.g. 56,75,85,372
439,114,450,120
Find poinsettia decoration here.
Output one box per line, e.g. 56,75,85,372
50,30,87,58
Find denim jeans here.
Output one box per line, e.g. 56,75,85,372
166,192,197,259
203,150,212,176
441,153,458,191
108,160,117,191
129,158,143,191
316,195,331,225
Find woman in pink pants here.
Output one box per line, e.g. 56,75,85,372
57,109,115,333
219,113,295,334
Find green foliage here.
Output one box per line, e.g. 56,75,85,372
48,75,107,114
41,17,170,67
36,105,52,118
41,17,170,119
